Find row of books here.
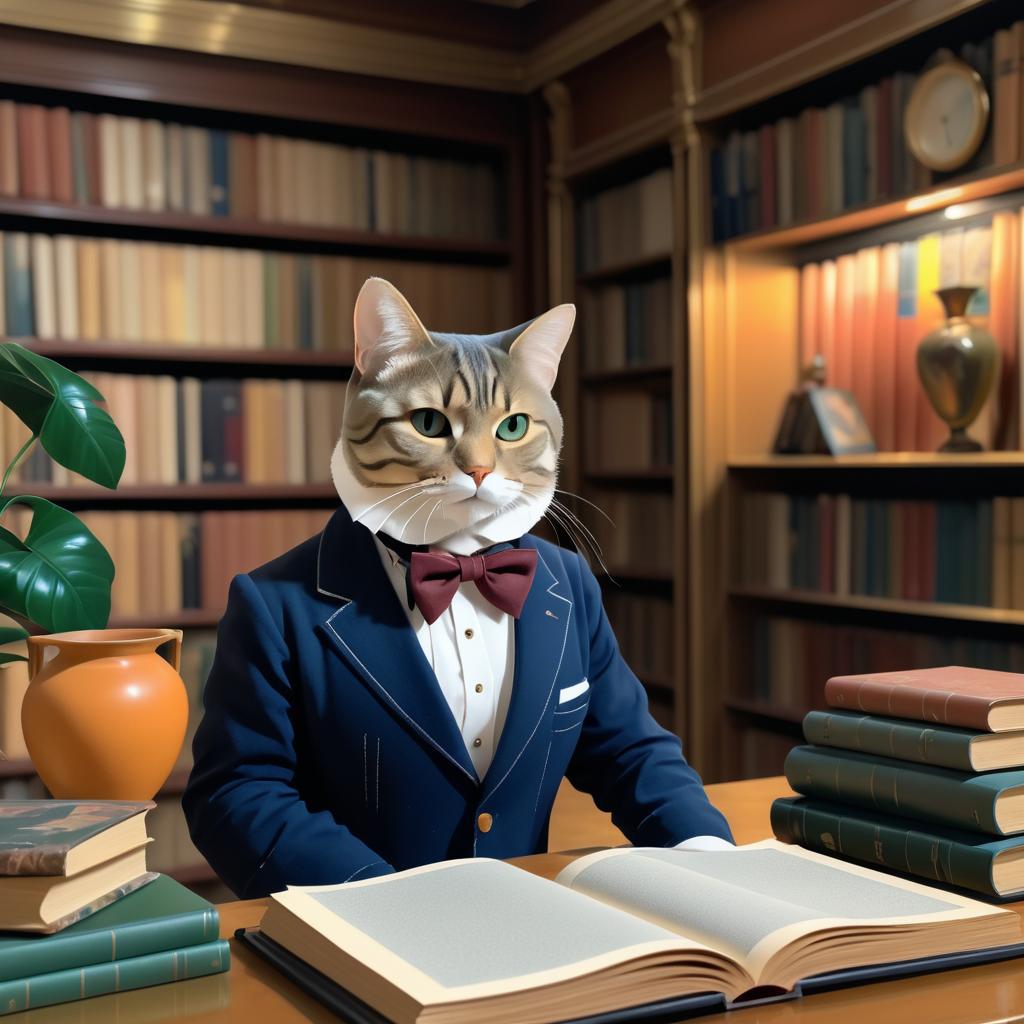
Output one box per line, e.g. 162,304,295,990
0,800,228,1014
740,613,1024,714
603,591,674,683
6,374,344,487
793,211,1024,452
578,276,673,372
0,507,334,619
589,490,673,576
708,32,1002,240
0,100,503,238
775,666,1024,898
575,168,672,273
585,391,672,473
0,231,512,351
737,493,1024,609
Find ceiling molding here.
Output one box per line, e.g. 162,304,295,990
0,0,682,94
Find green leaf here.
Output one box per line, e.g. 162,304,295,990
0,651,27,665
0,496,114,633
0,626,28,646
0,344,125,489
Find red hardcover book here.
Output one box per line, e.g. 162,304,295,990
825,665,1024,731
833,253,855,392
914,234,946,451
876,77,893,197
799,262,819,374
873,242,899,450
0,101,17,197
16,104,50,200
851,246,879,434
84,112,101,206
817,259,837,384
47,106,73,204
990,210,1020,449
759,123,776,229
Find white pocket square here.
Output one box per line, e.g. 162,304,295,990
558,680,589,704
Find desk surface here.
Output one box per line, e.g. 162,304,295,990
12,775,1024,1023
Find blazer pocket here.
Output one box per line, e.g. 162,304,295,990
554,678,589,731
557,678,589,706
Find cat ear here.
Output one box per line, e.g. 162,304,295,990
353,277,433,373
508,304,575,390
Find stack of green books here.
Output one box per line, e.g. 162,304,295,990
772,666,1024,899
0,800,229,1015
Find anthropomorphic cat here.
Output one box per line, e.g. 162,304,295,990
182,278,732,898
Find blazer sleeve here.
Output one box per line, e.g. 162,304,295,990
564,556,734,847
182,573,395,897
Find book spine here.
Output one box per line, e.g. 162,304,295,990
0,907,220,984
824,677,994,730
802,710,976,771
0,939,229,1015
771,798,1000,897
784,745,1002,833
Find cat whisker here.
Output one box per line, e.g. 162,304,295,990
422,497,446,543
521,486,608,560
541,497,617,583
350,477,440,523
375,487,438,533
553,487,615,525
398,495,436,536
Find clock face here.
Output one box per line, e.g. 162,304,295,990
905,62,989,172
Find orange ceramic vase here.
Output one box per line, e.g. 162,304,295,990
21,628,188,800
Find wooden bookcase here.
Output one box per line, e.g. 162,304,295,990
543,23,690,739
685,0,1024,782
0,24,532,895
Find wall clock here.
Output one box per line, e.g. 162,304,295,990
904,58,990,172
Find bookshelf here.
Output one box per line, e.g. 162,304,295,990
544,22,688,738
0,22,530,897
685,0,1024,782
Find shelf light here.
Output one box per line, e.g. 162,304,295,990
905,187,964,213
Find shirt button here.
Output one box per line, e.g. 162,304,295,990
464,628,474,639
475,683,484,693
473,737,482,747
477,812,493,832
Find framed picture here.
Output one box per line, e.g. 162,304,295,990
773,388,876,455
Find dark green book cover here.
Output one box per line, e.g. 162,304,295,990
0,875,219,983
802,709,994,772
784,744,1024,834
772,796,1024,898
0,801,152,876
0,938,229,1015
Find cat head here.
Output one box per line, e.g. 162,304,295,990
331,277,575,552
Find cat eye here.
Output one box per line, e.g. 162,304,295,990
496,413,529,441
410,408,452,438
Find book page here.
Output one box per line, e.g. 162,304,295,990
556,841,977,971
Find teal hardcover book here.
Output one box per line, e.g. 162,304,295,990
0,938,230,1015
0,875,219,982
784,745,1024,834
801,709,1024,772
772,796,1024,898
0,800,153,876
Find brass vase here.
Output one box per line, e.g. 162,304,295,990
916,286,999,452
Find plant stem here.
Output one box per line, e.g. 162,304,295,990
0,434,37,499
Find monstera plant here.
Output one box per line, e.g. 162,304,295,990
0,342,125,662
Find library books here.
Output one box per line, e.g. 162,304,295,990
825,665,1024,731
0,98,502,239
0,875,229,1016
585,390,672,472
0,800,156,932
576,168,672,273
578,276,672,372
589,490,673,575
708,31,1003,240
736,492,1024,609
772,798,1024,899
248,845,1020,1024
0,231,511,353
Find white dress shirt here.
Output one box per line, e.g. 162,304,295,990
371,537,733,851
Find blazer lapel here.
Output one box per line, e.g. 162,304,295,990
481,539,572,798
316,506,478,784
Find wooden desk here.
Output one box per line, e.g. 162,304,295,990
11,776,1024,1023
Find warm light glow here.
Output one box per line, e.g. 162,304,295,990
125,684,142,699
905,187,965,213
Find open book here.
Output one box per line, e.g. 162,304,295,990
254,840,1022,1024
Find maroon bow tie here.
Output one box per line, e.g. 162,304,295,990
408,548,538,625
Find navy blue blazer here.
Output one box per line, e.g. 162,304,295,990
182,504,732,898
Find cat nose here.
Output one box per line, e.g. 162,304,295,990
466,466,492,488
